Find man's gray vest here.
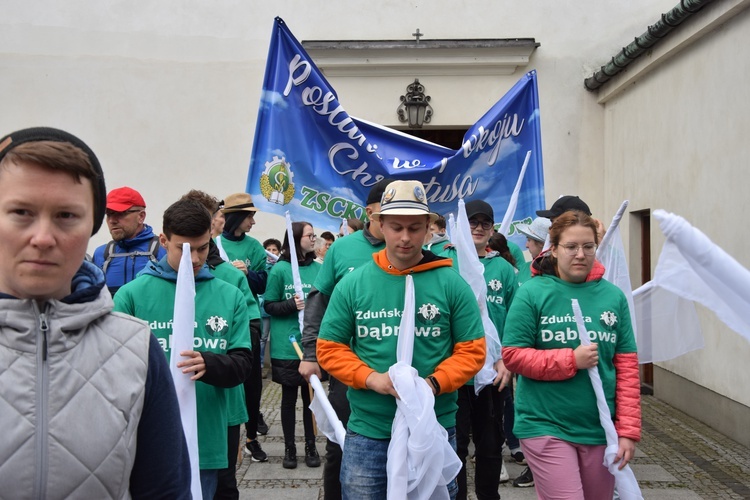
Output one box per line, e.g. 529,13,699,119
0,293,151,499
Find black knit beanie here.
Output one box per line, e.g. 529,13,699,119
0,127,107,236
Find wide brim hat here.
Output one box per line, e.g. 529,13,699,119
516,217,551,242
222,192,259,213
370,180,438,222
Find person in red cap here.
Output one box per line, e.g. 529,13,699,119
92,186,166,296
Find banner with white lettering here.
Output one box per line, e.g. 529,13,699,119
247,17,545,246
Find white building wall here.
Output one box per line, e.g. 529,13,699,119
597,2,750,414
0,0,674,249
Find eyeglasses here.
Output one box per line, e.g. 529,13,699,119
105,208,143,218
305,234,316,240
558,243,597,256
469,220,493,230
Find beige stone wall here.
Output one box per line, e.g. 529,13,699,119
597,1,750,407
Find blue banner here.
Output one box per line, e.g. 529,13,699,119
247,17,545,245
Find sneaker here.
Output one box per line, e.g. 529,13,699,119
257,412,269,435
513,466,534,488
244,439,268,462
305,440,321,468
283,444,297,469
500,460,510,483
510,450,527,465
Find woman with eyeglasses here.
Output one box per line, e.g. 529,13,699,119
501,210,641,499
263,221,322,470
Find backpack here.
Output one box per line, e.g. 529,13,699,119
101,235,161,274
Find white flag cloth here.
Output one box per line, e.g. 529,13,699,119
454,199,501,394
630,208,750,362
652,210,750,342
597,201,638,340
446,213,455,243
498,150,532,236
387,276,462,500
215,235,230,262
632,281,703,363
571,299,643,500
341,217,350,236
285,212,305,333
308,374,346,448
169,243,202,500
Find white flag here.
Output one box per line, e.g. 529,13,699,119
572,299,643,500
285,211,305,333
498,150,532,236
597,201,638,341
387,276,461,500
169,243,202,500
308,374,346,448
454,199,501,393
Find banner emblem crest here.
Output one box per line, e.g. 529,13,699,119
260,155,295,205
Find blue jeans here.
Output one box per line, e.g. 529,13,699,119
340,427,458,500
200,469,218,499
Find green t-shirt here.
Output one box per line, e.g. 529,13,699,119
313,230,385,296
480,255,518,343
438,248,517,385
218,234,268,273
516,262,533,285
210,260,261,321
505,240,531,286
503,275,637,445
430,247,516,339
424,239,452,256
209,260,259,428
265,260,321,360
319,261,485,439
114,270,250,469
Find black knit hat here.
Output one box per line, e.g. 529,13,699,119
0,127,107,235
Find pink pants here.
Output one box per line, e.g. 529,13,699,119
520,436,614,500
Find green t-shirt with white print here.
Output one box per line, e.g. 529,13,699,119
503,275,637,445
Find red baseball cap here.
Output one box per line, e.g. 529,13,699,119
107,186,146,212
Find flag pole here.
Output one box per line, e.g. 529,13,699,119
290,335,317,435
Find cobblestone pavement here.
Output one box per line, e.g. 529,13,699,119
237,379,750,499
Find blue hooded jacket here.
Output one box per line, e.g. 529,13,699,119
92,224,167,296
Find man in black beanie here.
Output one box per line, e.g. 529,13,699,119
298,177,395,500
0,127,190,498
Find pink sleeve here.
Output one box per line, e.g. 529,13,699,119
502,346,578,381
613,352,641,441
